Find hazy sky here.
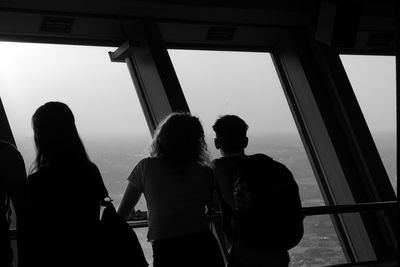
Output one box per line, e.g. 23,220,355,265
0,42,148,139
169,50,298,135
340,55,396,134
0,42,396,146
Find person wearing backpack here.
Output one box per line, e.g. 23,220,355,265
211,115,304,267
0,141,30,267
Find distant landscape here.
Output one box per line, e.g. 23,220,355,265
15,132,396,267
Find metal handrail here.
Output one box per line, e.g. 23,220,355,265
125,201,398,227
302,201,398,216
328,260,398,267
9,200,398,238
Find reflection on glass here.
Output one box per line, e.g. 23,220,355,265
0,42,153,263
168,49,346,264
340,55,396,193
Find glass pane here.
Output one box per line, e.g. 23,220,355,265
290,215,346,266
340,55,396,194
0,42,153,265
168,49,346,265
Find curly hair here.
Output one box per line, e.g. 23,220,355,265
150,112,209,165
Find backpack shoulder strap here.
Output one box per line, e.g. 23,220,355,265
223,155,249,177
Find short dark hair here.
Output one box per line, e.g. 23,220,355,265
212,115,248,151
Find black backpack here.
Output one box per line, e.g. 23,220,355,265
227,154,304,250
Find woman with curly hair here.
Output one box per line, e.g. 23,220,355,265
118,112,224,267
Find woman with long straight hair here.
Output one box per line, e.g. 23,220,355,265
118,112,224,267
28,102,108,267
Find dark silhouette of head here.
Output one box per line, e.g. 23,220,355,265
150,112,209,165
31,101,89,172
212,115,249,156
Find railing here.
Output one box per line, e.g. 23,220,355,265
301,201,398,216
9,200,398,237
328,260,398,267
9,200,397,267
127,200,398,228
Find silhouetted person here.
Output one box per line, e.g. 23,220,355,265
118,112,224,267
211,115,303,267
0,141,29,267
28,102,108,267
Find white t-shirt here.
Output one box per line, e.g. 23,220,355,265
128,157,213,241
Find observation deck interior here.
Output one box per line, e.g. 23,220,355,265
0,0,398,267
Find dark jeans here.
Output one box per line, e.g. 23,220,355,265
152,231,225,267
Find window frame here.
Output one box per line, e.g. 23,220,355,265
2,21,397,265
272,29,397,262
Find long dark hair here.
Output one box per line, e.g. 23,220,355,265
150,112,209,165
31,102,89,172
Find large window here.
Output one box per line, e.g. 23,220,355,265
168,49,346,266
340,55,396,193
0,42,153,264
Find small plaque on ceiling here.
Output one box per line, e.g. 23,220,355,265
40,16,75,33
206,27,236,41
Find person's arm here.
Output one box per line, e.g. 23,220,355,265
90,162,109,201
211,159,237,250
211,159,235,209
117,183,142,220
117,159,145,220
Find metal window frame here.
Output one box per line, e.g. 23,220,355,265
1,20,397,265
272,30,369,262
272,29,397,262
108,22,398,263
109,20,190,134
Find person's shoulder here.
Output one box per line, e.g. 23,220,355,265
250,153,282,166
0,141,23,162
27,167,48,186
248,153,272,161
136,157,154,168
77,161,104,182
210,157,237,176
142,157,156,163
0,141,13,150
191,161,212,173
86,161,100,173
210,157,230,169
129,157,152,176
0,141,15,151
28,171,39,183
248,153,290,172
254,154,294,178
